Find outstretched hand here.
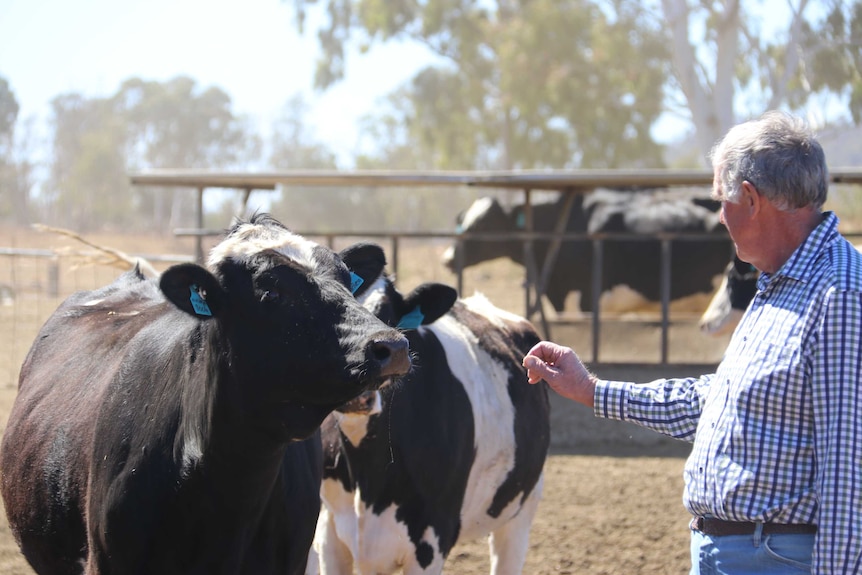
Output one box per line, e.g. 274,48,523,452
522,341,596,407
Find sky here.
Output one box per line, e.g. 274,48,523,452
0,0,440,167
0,0,824,174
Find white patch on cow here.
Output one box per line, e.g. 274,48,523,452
440,244,455,267
599,284,652,313
460,196,495,231
354,500,444,574
698,274,737,335
82,298,106,306
489,473,544,574
426,301,521,542
206,222,319,270
594,280,722,317
332,394,382,447
354,275,389,310
314,479,360,575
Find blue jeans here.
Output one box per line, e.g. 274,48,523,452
690,523,814,574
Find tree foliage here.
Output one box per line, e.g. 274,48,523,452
0,79,37,225
659,0,862,158
43,76,261,232
293,0,670,170
294,0,862,168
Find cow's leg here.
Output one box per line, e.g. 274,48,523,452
314,506,354,575
488,473,544,575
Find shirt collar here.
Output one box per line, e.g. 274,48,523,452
757,211,839,290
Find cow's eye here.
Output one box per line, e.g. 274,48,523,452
260,289,280,303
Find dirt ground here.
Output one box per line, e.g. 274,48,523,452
0,227,701,574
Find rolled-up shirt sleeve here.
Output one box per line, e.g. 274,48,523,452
593,375,712,442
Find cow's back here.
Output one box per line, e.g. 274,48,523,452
0,270,178,574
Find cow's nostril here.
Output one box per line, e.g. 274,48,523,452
370,335,410,378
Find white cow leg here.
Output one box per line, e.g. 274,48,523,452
488,474,544,575
315,507,355,575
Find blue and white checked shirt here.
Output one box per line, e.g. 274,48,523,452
594,212,862,573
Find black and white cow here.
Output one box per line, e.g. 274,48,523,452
699,243,862,336
697,255,759,336
443,190,732,314
0,214,411,575
310,245,550,575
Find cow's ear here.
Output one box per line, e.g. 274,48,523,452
339,242,387,296
399,283,458,328
159,263,226,319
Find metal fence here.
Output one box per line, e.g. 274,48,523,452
0,248,193,390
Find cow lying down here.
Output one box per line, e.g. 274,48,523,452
309,244,551,575
0,214,411,575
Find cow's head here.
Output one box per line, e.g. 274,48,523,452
159,214,411,439
698,255,758,336
441,197,523,271
341,242,458,330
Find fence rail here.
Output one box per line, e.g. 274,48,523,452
6,224,862,390
0,248,193,390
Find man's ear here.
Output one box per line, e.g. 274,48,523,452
159,263,226,319
741,181,761,215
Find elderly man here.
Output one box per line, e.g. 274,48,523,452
523,111,862,574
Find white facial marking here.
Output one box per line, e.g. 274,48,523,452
207,222,319,271
460,196,494,231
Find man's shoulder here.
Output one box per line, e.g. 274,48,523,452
825,237,862,293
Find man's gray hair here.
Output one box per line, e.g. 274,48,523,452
709,111,828,211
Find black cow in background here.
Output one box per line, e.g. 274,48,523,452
699,243,862,336
442,189,733,314
697,255,759,336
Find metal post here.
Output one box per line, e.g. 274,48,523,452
195,187,204,264
591,239,603,363
660,238,672,364
391,236,399,279
455,236,464,297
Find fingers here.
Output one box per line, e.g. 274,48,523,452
524,341,564,365
523,355,549,384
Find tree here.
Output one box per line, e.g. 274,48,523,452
291,0,670,170
0,76,32,224
292,0,862,169
47,93,131,231
46,77,261,232
118,76,262,232
659,0,862,160
265,94,351,231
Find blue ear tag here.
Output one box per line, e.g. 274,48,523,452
515,212,525,229
350,272,364,294
397,306,425,329
189,284,212,317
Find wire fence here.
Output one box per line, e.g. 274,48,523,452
0,248,193,390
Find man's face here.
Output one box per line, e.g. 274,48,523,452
713,168,756,264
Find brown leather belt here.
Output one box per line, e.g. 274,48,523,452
691,516,817,536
